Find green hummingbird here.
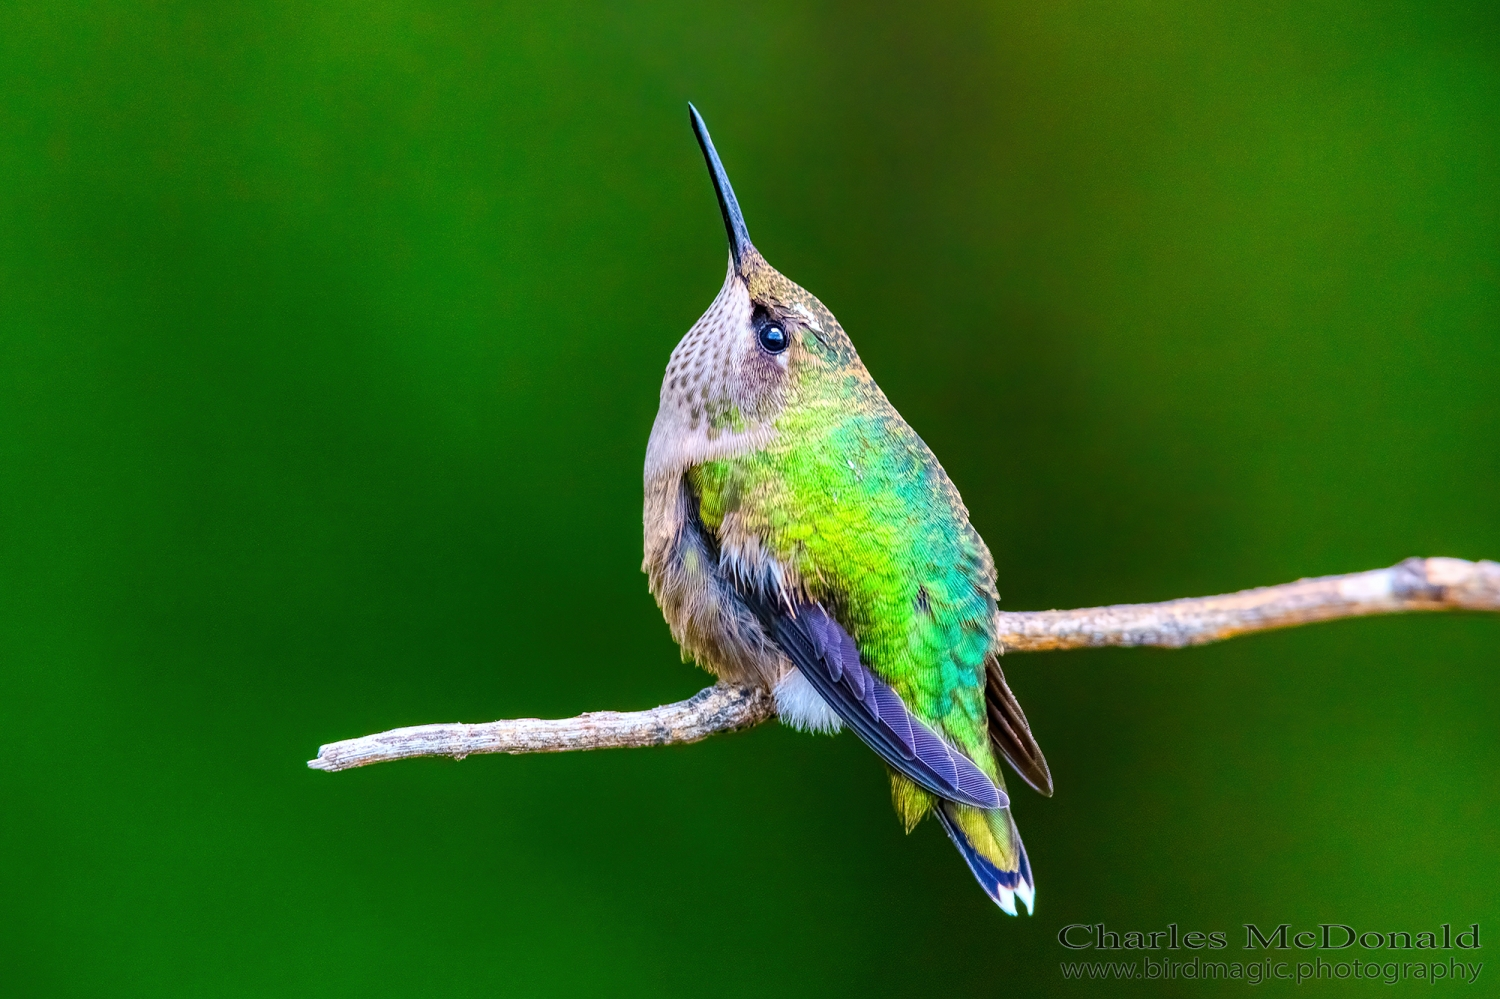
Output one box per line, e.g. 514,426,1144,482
644,105,1053,914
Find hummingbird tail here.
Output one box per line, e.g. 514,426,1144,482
935,801,1035,916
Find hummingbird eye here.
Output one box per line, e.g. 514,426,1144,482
758,323,788,354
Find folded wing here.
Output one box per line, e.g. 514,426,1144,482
985,658,1054,797
744,593,1006,810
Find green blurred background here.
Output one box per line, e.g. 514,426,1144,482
1,1,1496,996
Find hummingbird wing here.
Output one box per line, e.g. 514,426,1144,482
744,593,1007,810
985,658,1053,797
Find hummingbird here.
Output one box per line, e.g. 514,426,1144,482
644,105,1053,914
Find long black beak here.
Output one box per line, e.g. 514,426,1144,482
689,103,752,269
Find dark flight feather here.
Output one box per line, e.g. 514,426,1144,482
743,593,1007,810
985,658,1053,797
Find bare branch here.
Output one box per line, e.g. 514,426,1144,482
308,557,1497,772
994,556,1500,652
308,681,774,773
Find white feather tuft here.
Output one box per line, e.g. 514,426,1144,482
1015,879,1035,915
774,668,843,734
996,886,1018,916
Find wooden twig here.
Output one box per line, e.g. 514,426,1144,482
994,556,1500,651
309,682,774,772
308,557,1498,772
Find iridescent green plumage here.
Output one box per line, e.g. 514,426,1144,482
643,106,1049,913
687,335,999,768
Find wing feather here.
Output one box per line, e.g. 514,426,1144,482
746,594,1006,810
985,658,1053,796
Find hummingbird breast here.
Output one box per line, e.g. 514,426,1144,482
642,471,793,688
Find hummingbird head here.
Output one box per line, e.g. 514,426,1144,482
644,105,862,481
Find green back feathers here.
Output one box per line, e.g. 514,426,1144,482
688,314,1001,776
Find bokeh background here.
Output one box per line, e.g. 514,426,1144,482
2,2,1497,996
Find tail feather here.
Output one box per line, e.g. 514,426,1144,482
935,802,1034,916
